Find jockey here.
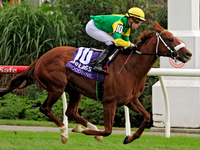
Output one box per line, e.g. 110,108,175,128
85,7,146,73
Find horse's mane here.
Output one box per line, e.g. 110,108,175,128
137,22,165,47
137,30,155,47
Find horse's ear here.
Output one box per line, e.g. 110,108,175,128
152,21,165,33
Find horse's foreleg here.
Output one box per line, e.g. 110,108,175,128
66,86,103,142
77,103,116,137
72,122,103,142
123,99,150,144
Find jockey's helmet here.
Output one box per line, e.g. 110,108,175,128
126,7,146,21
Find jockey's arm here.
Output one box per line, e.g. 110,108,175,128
113,32,134,47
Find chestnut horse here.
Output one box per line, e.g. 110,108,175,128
0,22,192,144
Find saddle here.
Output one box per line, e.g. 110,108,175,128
65,47,119,101
66,47,119,82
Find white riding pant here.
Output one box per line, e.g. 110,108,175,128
85,19,114,46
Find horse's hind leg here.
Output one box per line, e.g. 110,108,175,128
39,90,68,144
123,99,150,144
65,84,103,142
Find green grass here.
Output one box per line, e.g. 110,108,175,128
0,119,200,149
0,130,200,150
0,119,57,127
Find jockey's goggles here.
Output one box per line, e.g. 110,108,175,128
133,18,142,24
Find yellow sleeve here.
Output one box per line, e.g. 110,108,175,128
114,39,133,47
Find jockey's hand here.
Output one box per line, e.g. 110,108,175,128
122,44,138,54
122,46,133,54
130,43,138,50
132,45,138,51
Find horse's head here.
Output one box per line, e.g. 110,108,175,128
153,22,192,63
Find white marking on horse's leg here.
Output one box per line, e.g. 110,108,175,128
72,122,98,133
86,122,99,130
72,125,86,133
72,123,103,142
86,122,103,142
59,125,68,138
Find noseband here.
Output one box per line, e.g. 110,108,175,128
135,30,186,60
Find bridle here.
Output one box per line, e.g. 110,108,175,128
134,30,186,60
118,30,186,74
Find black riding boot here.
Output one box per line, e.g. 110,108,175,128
92,44,116,73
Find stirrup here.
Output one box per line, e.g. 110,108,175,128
90,58,98,65
92,66,108,74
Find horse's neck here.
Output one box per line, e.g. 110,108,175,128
125,36,157,78
140,36,158,67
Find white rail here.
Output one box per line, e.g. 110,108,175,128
148,68,200,77
124,68,200,137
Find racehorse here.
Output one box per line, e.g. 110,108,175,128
0,22,192,144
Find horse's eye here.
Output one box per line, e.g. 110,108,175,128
168,38,174,42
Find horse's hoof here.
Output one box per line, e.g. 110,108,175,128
61,135,68,144
95,136,103,143
123,135,130,144
72,125,82,132
72,125,85,133
72,125,79,132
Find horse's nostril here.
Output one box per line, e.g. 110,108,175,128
186,52,192,57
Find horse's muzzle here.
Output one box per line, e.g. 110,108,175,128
177,51,192,63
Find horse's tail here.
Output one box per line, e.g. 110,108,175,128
0,60,38,97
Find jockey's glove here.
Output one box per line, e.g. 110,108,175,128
132,45,138,51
